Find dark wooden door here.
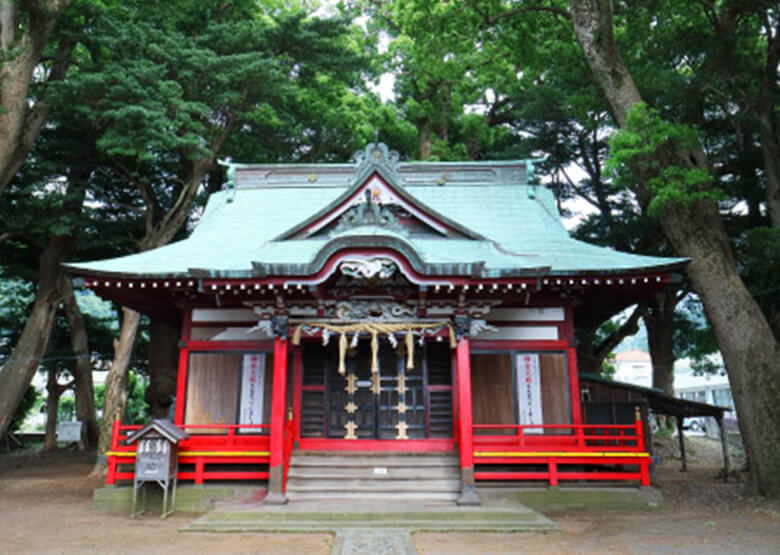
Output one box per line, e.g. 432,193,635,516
326,340,426,439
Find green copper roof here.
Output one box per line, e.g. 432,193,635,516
65,144,686,279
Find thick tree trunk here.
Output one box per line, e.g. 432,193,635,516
0,235,70,438
146,318,180,418
644,290,677,395
570,0,780,497
43,370,71,452
661,200,780,494
0,0,73,195
97,308,140,455
61,277,99,447
0,0,14,51
576,305,644,375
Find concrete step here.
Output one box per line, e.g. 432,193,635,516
286,491,461,502
182,519,556,533
285,451,463,503
182,501,558,532
201,508,543,523
287,479,461,493
289,455,459,468
287,466,460,480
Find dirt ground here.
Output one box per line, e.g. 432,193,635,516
1,436,779,554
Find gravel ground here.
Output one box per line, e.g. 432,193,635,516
1,438,778,555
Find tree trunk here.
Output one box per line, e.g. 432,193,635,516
0,235,71,438
570,0,780,497
146,318,180,418
93,125,231,458
418,119,432,161
0,0,15,52
661,200,780,495
645,290,677,395
97,308,140,456
0,0,73,196
43,370,71,452
61,277,99,447
576,305,644,375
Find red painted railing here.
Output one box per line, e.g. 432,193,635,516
473,420,650,486
473,420,645,452
105,420,271,485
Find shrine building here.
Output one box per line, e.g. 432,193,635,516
66,143,685,504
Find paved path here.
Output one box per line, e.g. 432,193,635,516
332,528,417,555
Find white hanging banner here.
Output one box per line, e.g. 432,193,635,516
239,353,265,432
516,353,543,433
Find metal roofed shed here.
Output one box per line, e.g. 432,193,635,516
580,373,733,478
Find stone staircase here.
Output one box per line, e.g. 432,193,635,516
285,452,462,502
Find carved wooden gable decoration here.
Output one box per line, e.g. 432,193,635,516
275,143,484,242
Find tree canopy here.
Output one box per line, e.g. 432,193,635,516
0,0,778,496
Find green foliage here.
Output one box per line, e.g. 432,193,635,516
0,274,35,355
58,396,76,422
601,353,616,381
673,296,720,375
94,371,149,426
10,386,39,433
735,227,780,328
606,103,717,216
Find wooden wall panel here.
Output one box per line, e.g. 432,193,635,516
539,353,571,425
189,327,227,341
185,353,241,432
263,352,273,424
471,353,514,432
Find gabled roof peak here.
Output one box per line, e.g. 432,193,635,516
351,142,403,186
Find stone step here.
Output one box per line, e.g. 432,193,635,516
287,478,462,493
287,466,460,480
182,519,557,533
289,455,459,468
285,452,463,503
285,491,461,502
200,507,542,522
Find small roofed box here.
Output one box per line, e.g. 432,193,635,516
125,419,188,482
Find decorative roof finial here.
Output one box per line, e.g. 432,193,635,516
351,142,402,182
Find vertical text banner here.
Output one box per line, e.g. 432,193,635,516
240,353,265,432
516,353,543,433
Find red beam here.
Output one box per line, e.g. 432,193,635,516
469,340,569,350
297,439,455,451
185,340,274,351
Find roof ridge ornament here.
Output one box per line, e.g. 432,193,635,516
352,142,402,182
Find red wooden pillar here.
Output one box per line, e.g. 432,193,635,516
292,347,303,442
563,304,583,426
266,335,289,504
174,309,192,426
173,347,189,426
456,335,480,505
106,419,120,485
